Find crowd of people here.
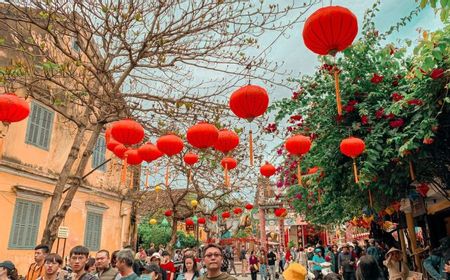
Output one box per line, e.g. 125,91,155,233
0,237,448,280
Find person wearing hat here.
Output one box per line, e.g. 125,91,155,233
423,236,450,280
383,247,409,280
141,263,162,280
282,262,307,280
338,244,356,280
312,248,326,279
149,253,168,280
0,261,18,280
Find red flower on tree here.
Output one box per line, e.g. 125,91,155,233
371,74,384,84
391,92,404,102
423,138,434,144
375,108,384,119
385,113,395,120
389,119,404,128
430,68,444,80
407,99,423,106
265,123,277,133
361,115,369,125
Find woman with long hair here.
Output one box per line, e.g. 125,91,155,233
249,251,259,280
356,255,385,280
0,261,19,280
176,256,200,280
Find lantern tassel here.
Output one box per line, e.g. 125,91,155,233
224,165,229,187
145,167,150,189
334,68,343,116
249,129,254,166
409,160,416,181
188,169,192,184
0,137,3,160
129,169,134,189
368,189,373,208
121,156,128,184
165,161,170,187
297,159,302,186
352,157,359,183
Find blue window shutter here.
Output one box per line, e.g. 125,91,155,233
92,136,106,171
85,212,102,251
9,199,42,249
25,102,54,150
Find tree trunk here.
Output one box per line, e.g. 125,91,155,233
41,122,103,248
167,218,178,254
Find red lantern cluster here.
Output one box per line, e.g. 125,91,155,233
214,129,240,154
113,144,128,159
221,212,231,219
0,93,30,123
187,122,219,149
111,119,145,146
233,208,243,215
245,203,253,210
138,142,163,162
125,149,143,165
164,210,173,217
260,162,276,177
198,217,206,225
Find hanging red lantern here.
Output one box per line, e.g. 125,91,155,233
185,218,194,226
138,142,163,162
245,203,253,210
221,212,231,219
111,119,145,146
186,122,219,149
210,215,218,222
198,217,206,225
221,157,237,186
229,84,269,166
183,152,199,166
164,210,173,217
340,136,365,183
233,208,243,215
107,138,120,152
416,183,430,197
302,6,358,116
113,144,128,159
157,134,184,187
274,208,287,218
105,126,113,143
0,93,30,123
260,162,276,177
285,135,312,185
214,129,240,154
125,149,143,165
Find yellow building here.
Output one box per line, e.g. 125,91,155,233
0,96,135,275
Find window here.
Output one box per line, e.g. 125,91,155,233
25,102,54,150
84,212,102,251
9,199,42,249
92,136,106,171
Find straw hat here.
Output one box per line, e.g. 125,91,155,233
283,263,307,280
385,247,401,257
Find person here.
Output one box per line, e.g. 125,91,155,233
353,241,363,259
423,236,450,280
367,240,383,268
0,261,18,280
278,248,285,274
355,255,385,280
225,247,236,276
267,248,277,280
240,246,248,277
160,251,176,280
312,248,326,280
95,250,120,280
249,251,259,280
136,247,148,262
149,253,168,280
158,245,165,255
383,247,409,280
338,245,356,280
199,243,237,280
111,251,119,269
67,246,98,280
176,256,200,280
27,244,50,280
141,264,163,280
259,249,268,280
37,253,66,280
330,245,339,273
116,249,139,280
86,258,97,275
282,262,307,280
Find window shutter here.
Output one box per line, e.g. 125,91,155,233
85,212,103,251
9,199,42,249
92,136,106,171
25,102,54,150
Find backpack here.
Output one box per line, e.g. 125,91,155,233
221,257,229,272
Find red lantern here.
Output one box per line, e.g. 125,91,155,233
416,183,430,197
105,126,113,143
260,162,276,177
186,219,194,226
302,6,358,56
245,203,253,210
113,144,128,159
107,138,120,152
214,129,240,154
183,152,199,166
285,135,312,185
164,210,173,217
221,157,237,186
138,142,163,162
229,84,269,166
187,122,219,149
233,208,243,215
125,149,143,165
198,217,206,225
303,6,358,116
340,137,365,183
111,119,145,146
0,93,30,123
157,134,184,156
274,208,287,218
210,215,218,222
221,212,231,219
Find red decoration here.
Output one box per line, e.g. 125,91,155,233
307,166,319,174
0,93,30,123
156,134,184,156
185,219,194,226
340,136,365,183
186,122,219,149
125,149,143,165
221,157,237,187
113,144,128,159
111,119,145,146
221,212,231,219
274,208,287,218
138,142,163,162
285,135,312,185
260,162,276,177
198,217,206,224
164,210,173,217
210,215,218,222
302,6,358,56
183,152,199,166
105,126,113,143
416,183,430,197
107,138,120,152
245,203,253,210
233,208,243,215
214,129,240,154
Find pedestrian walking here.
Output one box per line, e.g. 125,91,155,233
67,246,98,280
26,244,49,280
116,249,139,280
356,255,385,280
259,250,268,280
267,248,277,280
338,245,356,280
383,248,409,280
249,251,259,280
199,244,236,280
37,253,67,280
95,250,120,280
176,256,200,280
240,245,248,277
